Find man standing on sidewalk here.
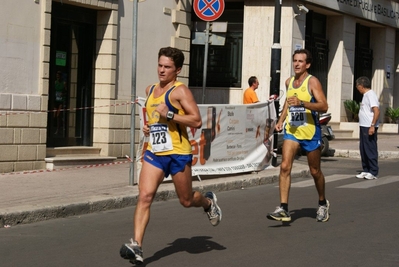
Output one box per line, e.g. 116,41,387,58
119,47,222,265
266,49,330,223
355,76,380,180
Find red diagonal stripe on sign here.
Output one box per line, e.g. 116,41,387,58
200,0,218,15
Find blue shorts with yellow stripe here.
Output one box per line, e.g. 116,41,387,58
143,150,192,178
283,132,321,152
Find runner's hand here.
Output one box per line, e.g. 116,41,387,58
143,124,150,137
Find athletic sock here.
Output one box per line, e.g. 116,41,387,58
281,203,288,212
319,199,327,206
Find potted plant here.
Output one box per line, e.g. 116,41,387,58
385,106,399,123
344,100,360,122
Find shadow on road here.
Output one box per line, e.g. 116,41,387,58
268,207,317,227
290,208,317,222
142,236,226,266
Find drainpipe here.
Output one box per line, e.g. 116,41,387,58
270,0,282,167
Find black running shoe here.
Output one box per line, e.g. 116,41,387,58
267,206,291,222
120,239,143,265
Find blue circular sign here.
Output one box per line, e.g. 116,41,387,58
193,0,225,22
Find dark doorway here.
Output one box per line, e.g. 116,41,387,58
305,11,329,97
47,2,96,147
354,24,373,103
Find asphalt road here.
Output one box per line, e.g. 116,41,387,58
1,157,398,267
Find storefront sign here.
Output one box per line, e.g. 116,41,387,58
305,0,399,27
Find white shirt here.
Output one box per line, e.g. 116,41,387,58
359,90,379,127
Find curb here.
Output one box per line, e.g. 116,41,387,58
333,149,399,159
0,164,310,227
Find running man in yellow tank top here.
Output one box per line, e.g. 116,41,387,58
267,49,331,223
120,47,222,265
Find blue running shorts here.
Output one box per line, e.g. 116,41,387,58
283,132,321,152
143,150,193,177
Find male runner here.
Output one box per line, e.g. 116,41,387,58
267,49,330,223
120,47,222,265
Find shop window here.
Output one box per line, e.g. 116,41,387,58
190,2,243,88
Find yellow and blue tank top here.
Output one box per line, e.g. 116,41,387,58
145,81,192,155
284,75,320,140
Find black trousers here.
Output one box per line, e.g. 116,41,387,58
359,126,379,176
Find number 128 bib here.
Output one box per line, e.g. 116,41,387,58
289,106,307,127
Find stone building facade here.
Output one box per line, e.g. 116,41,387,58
0,0,398,173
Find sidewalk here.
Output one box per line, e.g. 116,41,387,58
1,134,398,227
330,133,399,158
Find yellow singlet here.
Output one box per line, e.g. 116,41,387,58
145,81,192,155
284,75,317,140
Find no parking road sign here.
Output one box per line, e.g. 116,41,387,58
193,0,225,22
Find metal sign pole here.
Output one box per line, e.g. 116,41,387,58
201,21,210,104
129,0,138,185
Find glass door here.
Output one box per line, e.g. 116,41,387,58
47,3,96,147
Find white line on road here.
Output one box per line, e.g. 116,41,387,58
290,174,354,188
337,176,399,189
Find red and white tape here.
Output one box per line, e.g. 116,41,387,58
0,99,138,117
1,158,132,176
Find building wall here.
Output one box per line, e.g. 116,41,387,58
395,32,399,108
114,0,192,157
305,0,399,123
370,27,395,121
0,0,46,172
326,15,357,122
0,0,121,173
1,0,399,173
240,1,274,104
117,0,190,100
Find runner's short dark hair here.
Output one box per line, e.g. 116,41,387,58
293,49,312,64
158,47,184,69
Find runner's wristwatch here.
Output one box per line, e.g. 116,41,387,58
166,111,174,121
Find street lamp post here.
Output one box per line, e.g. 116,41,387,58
270,0,282,167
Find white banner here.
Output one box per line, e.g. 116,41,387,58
136,98,277,177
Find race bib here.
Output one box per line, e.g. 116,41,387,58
289,106,307,127
149,123,173,152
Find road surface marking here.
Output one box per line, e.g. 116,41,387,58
290,174,353,188
337,176,399,189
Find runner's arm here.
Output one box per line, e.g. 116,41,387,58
162,84,202,129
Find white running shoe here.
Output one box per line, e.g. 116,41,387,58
364,173,377,180
205,192,222,226
316,200,330,222
356,172,369,179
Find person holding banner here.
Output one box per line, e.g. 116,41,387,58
120,47,222,265
243,76,260,104
267,49,330,223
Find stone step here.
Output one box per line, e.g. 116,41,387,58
45,146,117,171
331,129,354,139
45,155,117,171
46,147,101,157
